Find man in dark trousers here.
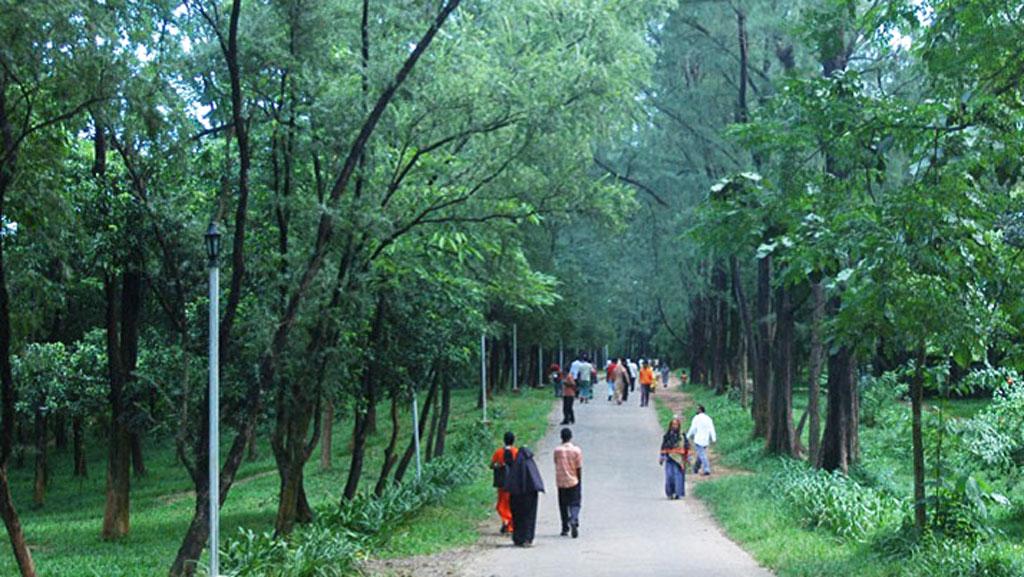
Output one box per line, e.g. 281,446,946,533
553,427,583,538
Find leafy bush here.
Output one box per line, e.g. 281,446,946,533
927,473,1009,542
774,460,903,541
954,368,1020,397
879,532,1024,577
955,381,1024,472
221,441,485,577
860,372,908,428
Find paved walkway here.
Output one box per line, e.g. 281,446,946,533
461,393,774,577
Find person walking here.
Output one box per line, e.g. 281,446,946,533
638,361,655,408
627,358,639,392
553,427,583,538
571,354,595,404
659,417,689,499
660,360,671,388
605,359,617,401
560,371,577,424
504,446,545,547
612,358,630,405
548,362,563,398
687,405,717,475
490,431,519,534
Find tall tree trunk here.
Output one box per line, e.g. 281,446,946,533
394,372,439,484
73,416,87,477
170,2,464,571
433,373,452,458
32,406,46,507
752,255,773,438
730,257,757,408
689,292,708,385
130,433,146,477
374,395,401,497
911,344,927,529
320,401,334,471
711,261,727,394
807,281,825,465
102,274,133,540
54,413,67,452
818,343,857,472
766,284,795,456
343,295,386,501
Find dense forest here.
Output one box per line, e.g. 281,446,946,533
3,0,1024,576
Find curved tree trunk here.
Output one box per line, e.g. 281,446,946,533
374,395,401,497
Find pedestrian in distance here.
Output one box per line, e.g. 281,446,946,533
638,360,655,408
659,416,689,499
548,362,562,398
560,371,577,425
553,427,583,538
627,358,639,392
490,431,519,534
660,360,671,388
605,359,616,401
569,353,595,404
687,405,717,475
612,358,630,405
504,446,545,547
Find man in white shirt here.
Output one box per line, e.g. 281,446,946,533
626,358,639,392
687,405,716,475
570,354,594,403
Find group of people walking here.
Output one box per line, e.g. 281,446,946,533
549,354,672,425
489,362,717,548
658,405,716,499
491,428,583,547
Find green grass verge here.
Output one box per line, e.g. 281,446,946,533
679,382,1024,577
0,387,554,576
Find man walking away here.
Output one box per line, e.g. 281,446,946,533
573,354,595,404
553,427,583,538
687,405,717,475
660,360,671,388
560,371,577,424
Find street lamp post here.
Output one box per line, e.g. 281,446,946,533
205,223,221,577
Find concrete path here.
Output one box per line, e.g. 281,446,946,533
460,394,774,577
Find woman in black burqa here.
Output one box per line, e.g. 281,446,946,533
503,446,545,547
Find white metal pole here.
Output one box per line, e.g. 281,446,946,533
208,257,220,577
411,389,422,481
481,333,487,422
512,324,518,390
559,338,564,369
538,345,543,387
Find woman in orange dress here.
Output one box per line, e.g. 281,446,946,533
491,431,519,534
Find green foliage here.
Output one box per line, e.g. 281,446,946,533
775,460,903,542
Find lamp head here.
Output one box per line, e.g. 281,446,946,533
205,222,221,265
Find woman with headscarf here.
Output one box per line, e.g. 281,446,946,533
658,416,689,499
491,431,519,534
504,446,545,547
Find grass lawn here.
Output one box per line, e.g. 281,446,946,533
676,382,1024,577
0,387,554,576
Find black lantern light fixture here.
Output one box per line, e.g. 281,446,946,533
205,222,221,265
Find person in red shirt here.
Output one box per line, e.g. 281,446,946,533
560,371,577,424
490,431,519,534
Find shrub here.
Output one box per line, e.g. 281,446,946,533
221,430,487,577
774,460,903,542
860,372,908,428
886,534,1024,577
